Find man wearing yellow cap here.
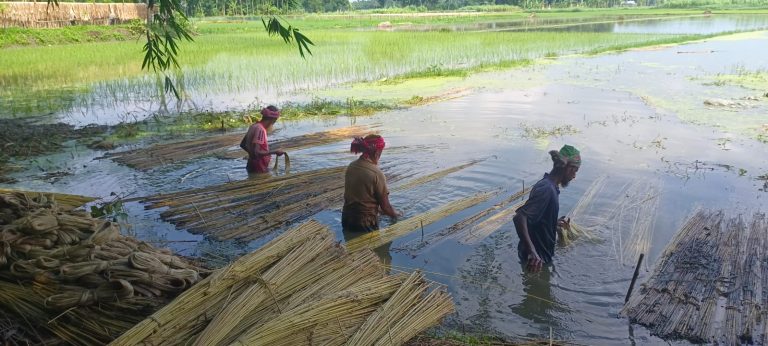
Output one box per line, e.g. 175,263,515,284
513,145,581,272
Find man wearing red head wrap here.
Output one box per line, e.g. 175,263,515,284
342,134,400,232
240,105,286,174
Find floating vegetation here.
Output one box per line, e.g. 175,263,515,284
402,88,474,107
112,220,454,346
0,191,208,345
107,125,375,171
142,161,480,241
520,123,581,139
346,191,497,252
622,210,768,345
280,97,396,118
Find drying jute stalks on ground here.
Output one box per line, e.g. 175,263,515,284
142,161,479,242
107,125,375,171
111,220,454,346
0,191,208,345
622,210,768,344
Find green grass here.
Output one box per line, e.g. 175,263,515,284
1,9,765,119
0,23,141,48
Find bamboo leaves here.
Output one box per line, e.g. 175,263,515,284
262,17,315,58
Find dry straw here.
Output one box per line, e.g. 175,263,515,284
0,2,147,28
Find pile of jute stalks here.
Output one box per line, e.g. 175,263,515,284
112,220,455,346
0,191,208,345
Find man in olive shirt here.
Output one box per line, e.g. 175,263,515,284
342,135,399,232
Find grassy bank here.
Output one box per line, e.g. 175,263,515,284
0,23,141,48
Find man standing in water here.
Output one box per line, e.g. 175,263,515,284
513,145,581,272
342,134,400,233
241,106,285,174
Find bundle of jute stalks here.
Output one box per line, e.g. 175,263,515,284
112,220,455,346
622,210,768,345
0,191,208,345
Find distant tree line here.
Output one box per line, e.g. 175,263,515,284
2,0,766,15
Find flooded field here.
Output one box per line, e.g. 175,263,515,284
2,13,768,345
2,13,765,127
391,13,768,33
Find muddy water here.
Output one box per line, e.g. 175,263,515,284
2,32,768,344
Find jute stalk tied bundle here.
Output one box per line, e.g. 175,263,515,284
622,210,768,344
113,220,454,346
0,191,207,345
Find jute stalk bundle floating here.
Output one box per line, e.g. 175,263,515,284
622,210,768,344
394,187,530,254
389,159,482,192
112,220,454,346
346,191,497,252
107,125,375,171
142,160,480,242
0,191,208,345
459,199,525,245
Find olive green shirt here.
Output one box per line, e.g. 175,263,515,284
342,158,389,228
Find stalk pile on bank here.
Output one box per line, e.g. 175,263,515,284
143,161,480,242
0,191,207,345
111,220,454,346
107,125,375,170
622,210,768,344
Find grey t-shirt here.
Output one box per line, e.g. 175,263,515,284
516,173,560,263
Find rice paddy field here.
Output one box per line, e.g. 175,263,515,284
3,9,768,125
3,8,768,345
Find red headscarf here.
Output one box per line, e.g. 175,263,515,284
351,136,385,159
261,107,280,119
